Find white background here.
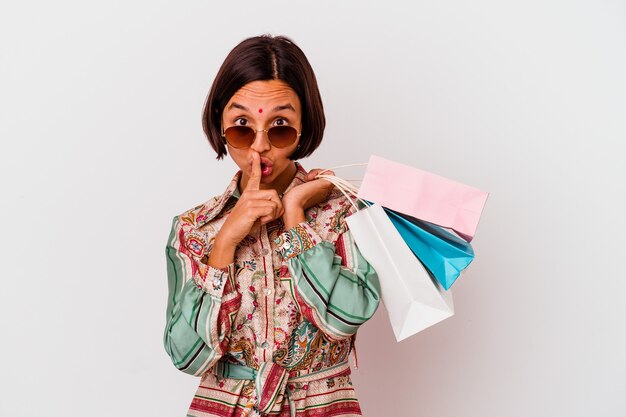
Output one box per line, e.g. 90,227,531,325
1,1,625,416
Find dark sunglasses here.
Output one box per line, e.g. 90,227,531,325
221,125,301,149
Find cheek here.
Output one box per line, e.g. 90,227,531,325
275,147,297,165
286,142,300,159
228,149,248,169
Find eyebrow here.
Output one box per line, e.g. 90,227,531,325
227,102,296,113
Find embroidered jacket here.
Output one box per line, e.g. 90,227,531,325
164,162,381,416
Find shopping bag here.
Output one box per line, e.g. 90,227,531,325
317,174,454,342
357,155,489,242
382,207,475,290
347,204,454,341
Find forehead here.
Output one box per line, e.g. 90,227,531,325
225,79,300,111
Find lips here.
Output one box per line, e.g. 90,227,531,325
252,157,273,177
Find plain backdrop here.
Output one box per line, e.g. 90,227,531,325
1,1,625,416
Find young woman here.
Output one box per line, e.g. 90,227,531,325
164,34,381,417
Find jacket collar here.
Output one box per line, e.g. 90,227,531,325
194,161,308,229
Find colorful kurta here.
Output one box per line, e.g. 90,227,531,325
164,162,381,417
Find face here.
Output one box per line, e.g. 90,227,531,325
222,79,302,192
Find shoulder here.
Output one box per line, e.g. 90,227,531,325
175,195,222,229
171,166,241,230
169,194,224,259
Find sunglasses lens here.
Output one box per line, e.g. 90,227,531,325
268,126,298,148
224,126,255,148
223,125,298,148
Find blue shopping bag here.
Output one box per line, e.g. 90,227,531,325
383,207,475,290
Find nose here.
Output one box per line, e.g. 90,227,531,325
249,128,271,153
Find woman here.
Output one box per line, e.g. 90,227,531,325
164,34,381,417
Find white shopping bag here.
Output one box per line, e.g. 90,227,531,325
316,173,455,342
346,204,454,341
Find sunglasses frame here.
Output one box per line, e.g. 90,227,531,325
221,125,302,149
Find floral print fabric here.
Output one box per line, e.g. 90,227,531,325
164,162,381,416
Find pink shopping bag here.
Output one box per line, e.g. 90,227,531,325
357,155,489,242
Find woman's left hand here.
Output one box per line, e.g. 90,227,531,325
282,168,335,211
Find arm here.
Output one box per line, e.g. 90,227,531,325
275,218,381,341
163,216,241,376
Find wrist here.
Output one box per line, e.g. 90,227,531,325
281,194,304,211
282,205,306,229
214,232,238,252
207,235,236,269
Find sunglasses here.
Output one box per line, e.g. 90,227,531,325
221,125,301,149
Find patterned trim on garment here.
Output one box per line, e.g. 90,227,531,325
193,360,360,417
275,222,319,260
255,361,290,413
193,263,235,294
184,230,208,258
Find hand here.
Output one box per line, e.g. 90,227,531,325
217,152,285,247
282,168,335,212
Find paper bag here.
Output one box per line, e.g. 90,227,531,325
383,207,475,290
346,203,455,341
358,155,489,242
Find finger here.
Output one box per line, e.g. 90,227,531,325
247,189,280,200
259,215,274,225
251,205,279,224
306,169,322,181
248,201,281,220
268,192,283,214
246,190,283,212
246,151,261,191
308,169,334,180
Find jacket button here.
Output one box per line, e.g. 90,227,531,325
261,248,270,256
261,341,269,349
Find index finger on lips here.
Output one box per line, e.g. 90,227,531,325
246,151,261,191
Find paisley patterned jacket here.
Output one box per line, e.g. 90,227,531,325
164,161,381,416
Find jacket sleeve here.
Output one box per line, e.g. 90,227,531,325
163,216,241,376
275,209,381,341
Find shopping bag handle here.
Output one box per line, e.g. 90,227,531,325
314,173,371,212
316,172,419,304
314,163,369,209
311,170,368,275
316,163,369,183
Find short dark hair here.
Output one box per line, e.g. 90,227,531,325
202,34,326,160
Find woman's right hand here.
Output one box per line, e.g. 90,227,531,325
217,152,284,248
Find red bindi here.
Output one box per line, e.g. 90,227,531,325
258,108,263,113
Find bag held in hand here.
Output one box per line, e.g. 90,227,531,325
383,207,475,290
317,174,454,342
358,155,489,242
